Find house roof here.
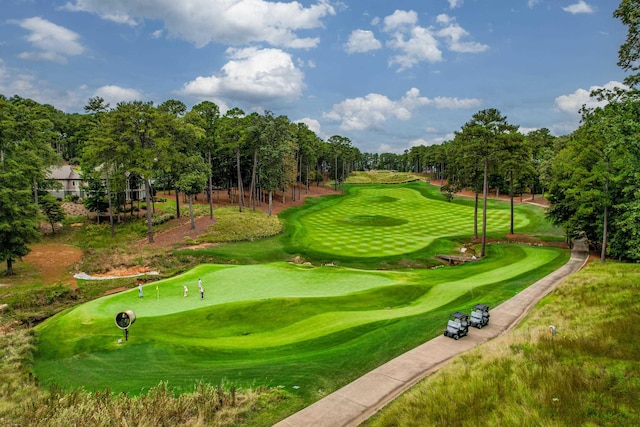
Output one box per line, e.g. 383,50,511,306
48,165,82,180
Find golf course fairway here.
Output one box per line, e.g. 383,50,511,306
286,185,530,258
34,245,568,393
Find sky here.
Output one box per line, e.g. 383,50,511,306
0,0,629,154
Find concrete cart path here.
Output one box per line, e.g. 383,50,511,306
274,241,589,427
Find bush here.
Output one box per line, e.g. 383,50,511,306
64,194,80,203
151,213,175,226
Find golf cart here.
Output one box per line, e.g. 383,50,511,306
469,303,490,329
443,311,469,340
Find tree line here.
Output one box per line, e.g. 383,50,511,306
2,0,640,274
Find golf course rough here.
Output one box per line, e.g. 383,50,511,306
33,245,567,392
292,186,529,257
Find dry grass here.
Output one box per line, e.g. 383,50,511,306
366,262,640,427
200,207,283,243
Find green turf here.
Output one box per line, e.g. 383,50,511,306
33,244,568,393
287,186,529,258
31,181,569,423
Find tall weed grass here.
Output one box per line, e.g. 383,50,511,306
366,262,640,427
200,207,283,243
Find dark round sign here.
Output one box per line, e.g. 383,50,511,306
114,310,136,329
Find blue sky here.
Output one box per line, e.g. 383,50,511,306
0,0,627,153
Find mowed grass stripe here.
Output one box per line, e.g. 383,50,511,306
298,187,524,257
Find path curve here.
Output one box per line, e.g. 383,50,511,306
274,240,589,427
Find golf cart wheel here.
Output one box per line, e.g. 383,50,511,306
477,324,483,329
454,334,459,340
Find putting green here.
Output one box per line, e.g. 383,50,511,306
34,245,567,391
293,186,528,257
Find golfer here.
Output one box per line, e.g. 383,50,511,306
183,284,188,297
138,283,143,298
198,279,204,299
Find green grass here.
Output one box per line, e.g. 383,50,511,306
281,183,543,260
33,245,568,396
366,261,640,427
21,181,571,425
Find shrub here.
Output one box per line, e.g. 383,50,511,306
64,194,80,203
151,213,175,226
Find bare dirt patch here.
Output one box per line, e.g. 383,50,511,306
86,266,156,278
22,244,83,288
25,185,341,286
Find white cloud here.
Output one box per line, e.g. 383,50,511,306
323,87,481,131
94,85,145,105
448,0,463,9
436,14,489,53
380,10,487,71
528,0,541,8
383,10,418,32
0,60,85,110
554,81,626,114
14,17,84,64
296,117,321,135
410,134,452,147
520,127,541,135
562,1,595,15
151,29,163,39
387,26,442,71
180,47,305,104
64,0,335,48
345,30,382,54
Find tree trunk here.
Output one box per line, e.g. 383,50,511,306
249,148,257,210
189,194,196,230
175,189,181,219
481,158,488,258
268,190,273,216
106,168,115,238
236,146,244,212
531,180,535,201
208,150,214,220
510,170,514,235
474,192,479,240
334,154,338,191
33,177,39,206
601,174,609,263
144,178,154,243
6,258,14,276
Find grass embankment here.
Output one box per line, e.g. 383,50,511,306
345,170,423,184
366,261,640,427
